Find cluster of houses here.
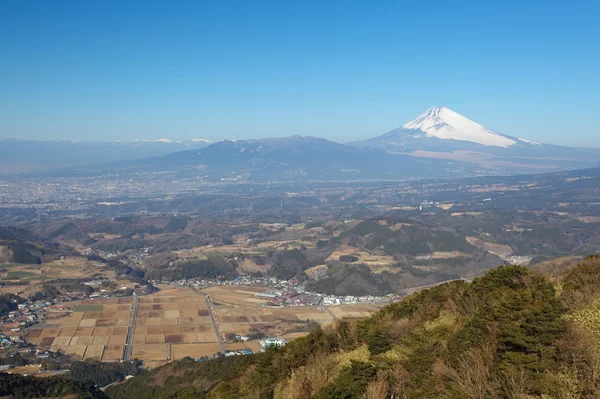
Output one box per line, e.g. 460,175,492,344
224,348,254,357
165,273,397,309
1,302,42,335
0,333,26,349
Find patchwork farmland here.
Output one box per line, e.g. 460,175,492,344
25,286,382,367
26,297,133,362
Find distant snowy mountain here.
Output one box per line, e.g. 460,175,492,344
352,107,599,173
396,106,517,147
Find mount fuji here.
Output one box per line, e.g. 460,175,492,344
352,107,599,173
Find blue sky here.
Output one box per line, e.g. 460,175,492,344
1,0,599,147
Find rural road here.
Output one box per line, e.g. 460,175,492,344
123,295,139,361
203,294,226,354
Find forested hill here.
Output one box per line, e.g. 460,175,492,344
0,373,107,398
0,225,71,264
102,255,600,399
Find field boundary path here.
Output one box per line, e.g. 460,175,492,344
123,295,139,361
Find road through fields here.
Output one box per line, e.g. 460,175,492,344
203,294,225,354
123,295,139,361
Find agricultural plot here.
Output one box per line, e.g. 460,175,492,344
0,257,115,298
172,343,222,360
1,257,108,284
203,286,337,337
324,246,396,273
202,285,270,306
327,304,386,319
26,297,133,361
131,289,218,363
25,286,382,366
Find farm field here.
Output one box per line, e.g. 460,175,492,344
26,297,133,362
202,285,270,306
132,289,218,366
174,235,318,261
324,245,396,274
327,304,386,319
0,256,115,297
24,286,383,366
1,257,105,282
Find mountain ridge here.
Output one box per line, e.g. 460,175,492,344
62,135,465,180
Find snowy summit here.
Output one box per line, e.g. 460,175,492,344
398,106,516,148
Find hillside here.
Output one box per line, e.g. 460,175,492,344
0,373,107,398
105,256,600,399
0,226,70,264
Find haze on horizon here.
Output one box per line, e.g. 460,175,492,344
1,1,599,148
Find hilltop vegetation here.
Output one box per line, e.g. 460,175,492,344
0,373,107,399
103,256,600,399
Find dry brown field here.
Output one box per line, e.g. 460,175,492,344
325,246,395,274
131,288,219,363
2,365,41,375
26,297,132,361
24,286,383,366
172,343,222,360
1,257,111,286
202,285,270,306
0,257,115,298
327,304,386,319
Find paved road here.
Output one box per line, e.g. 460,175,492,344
123,295,139,361
203,294,226,354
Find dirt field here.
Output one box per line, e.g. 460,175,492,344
466,236,513,257
172,343,222,360
26,297,132,361
0,257,111,287
131,343,168,361
24,285,382,366
325,246,396,273
1,365,42,375
327,304,385,319
202,285,270,306
130,288,219,362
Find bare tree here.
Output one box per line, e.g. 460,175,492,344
435,344,499,399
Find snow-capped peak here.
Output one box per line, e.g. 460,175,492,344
401,106,517,148
191,138,213,143
156,138,173,143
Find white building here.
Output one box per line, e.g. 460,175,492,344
259,337,287,352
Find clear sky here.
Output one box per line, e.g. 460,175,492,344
1,0,599,147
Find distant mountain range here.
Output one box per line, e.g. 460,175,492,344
0,139,212,174
66,136,466,180
3,107,598,179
